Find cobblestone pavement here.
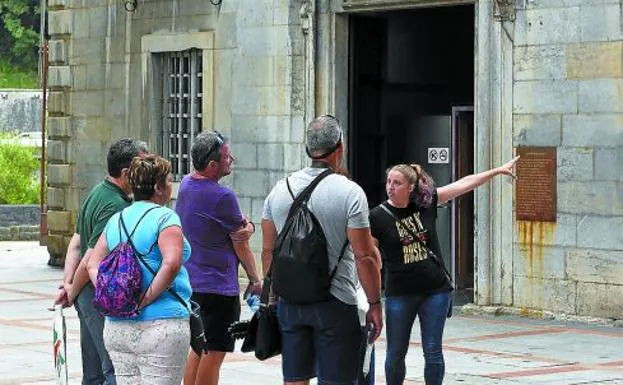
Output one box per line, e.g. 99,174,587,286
1,242,622,385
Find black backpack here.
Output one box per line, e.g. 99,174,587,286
272,169,348,304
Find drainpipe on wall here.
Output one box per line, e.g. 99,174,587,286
301,0,317,125
313,0,332,115
39,0,48,246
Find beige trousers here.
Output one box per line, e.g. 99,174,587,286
103,318,190,385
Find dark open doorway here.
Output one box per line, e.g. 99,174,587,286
349,5,476,302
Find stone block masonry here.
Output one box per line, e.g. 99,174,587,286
0,206,40,242
0,206,40,227
0,225,40,241
46,1,73,267
513,1,623,318
43,0,306,269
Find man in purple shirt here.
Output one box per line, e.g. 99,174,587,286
177,131,261,385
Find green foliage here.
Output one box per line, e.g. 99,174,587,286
0,137,40,204
0,59,38,88
0,0,40,71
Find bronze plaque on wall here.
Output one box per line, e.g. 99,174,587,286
515,147,557,222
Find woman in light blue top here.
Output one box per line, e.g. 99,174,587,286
86,154,192,385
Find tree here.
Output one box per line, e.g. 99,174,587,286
0,0,40,70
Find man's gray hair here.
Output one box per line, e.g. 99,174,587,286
136,140,149,154
305,115,342,158
191,131,228,171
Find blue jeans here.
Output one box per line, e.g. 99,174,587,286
74,283,116,385
384,292,451,385
278,296,362,384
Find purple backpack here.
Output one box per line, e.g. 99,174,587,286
93,206,159,317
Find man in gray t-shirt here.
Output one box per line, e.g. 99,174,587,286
263,167,368,305
261,115,382,385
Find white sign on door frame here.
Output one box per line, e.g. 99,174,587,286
427,147,450,164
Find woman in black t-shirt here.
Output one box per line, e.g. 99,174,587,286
370,159,518,385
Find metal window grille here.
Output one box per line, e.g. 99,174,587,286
161,50,203,181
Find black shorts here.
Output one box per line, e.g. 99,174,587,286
192,292,241,352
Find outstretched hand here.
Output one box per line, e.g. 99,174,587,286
497,156,520,178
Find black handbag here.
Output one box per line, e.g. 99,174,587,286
187,299,207,355
240,266,282,360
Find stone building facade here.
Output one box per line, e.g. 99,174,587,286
45,0,622,319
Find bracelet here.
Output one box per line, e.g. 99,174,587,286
248,221,256,233
368,299,382,306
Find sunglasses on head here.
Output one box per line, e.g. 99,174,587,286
203,131,224,164
319,114,342,137
307,115,343,160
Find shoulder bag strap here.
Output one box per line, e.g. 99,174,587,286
329,240,349,281
120,206,189,310
133,249,189,309
379,203,453,283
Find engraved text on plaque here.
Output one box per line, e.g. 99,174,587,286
515,147,557,222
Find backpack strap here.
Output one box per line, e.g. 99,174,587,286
284,169,333,229
120,206,160,243
286,178,295,200
119,206,160,257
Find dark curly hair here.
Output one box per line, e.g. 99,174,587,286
127,155,171,201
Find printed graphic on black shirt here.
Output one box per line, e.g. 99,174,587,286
394,212,429,265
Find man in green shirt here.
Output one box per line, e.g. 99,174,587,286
54,138,147,385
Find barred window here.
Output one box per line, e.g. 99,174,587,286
159,50,203,181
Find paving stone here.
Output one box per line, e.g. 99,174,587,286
3,244,623,385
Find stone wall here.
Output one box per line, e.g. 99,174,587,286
0,205,40,226
0,205,40,241
0,226,40,241
45,0,305,264
512,0,623,318
0,90,42,133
